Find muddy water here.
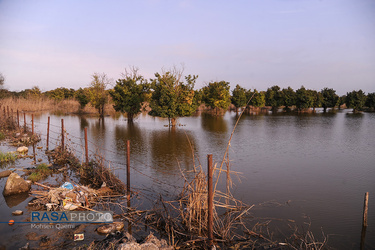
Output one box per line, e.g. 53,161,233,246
0,109,374,249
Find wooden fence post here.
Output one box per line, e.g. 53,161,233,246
17,110,20,128
84,127,88,163
61,119,64,150
31,114,34,135
46,116,50,150
207,154,213,248
24,112,26,132
127,140,131,200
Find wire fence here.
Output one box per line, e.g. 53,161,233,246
1,109,189,198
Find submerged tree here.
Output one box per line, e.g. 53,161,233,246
247,89,265,107
366,92,375,111
308,89,322,112
202,81,231,115
295,86,314,111
88,73,111,117
149,67,198,126
265,85,283,111
281,87,296,111
320,88,339,112
338,95,346,110
346,90,367,112
231,84,247,112
110,67,149,122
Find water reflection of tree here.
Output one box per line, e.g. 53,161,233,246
90,117,106,149
79,116,89,130
201,113,227,134
114,122,145,160
149,129,198,174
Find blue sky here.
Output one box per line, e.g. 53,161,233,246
0,0,374,95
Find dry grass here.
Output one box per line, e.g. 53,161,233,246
0,97,116,115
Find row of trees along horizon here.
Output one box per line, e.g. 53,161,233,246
1,69,374,126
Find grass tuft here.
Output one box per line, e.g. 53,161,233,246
0,151,17,163
27,163,51,182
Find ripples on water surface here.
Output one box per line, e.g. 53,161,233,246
1,109,374,248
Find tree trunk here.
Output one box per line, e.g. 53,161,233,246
99,105,104,118
171,118,177,127
127,113,134,123
323,107,327,113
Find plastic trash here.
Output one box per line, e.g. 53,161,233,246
61,182,74,190
74,234,84,241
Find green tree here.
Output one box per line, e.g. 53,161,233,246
247,89,265,107
149,68,198,126
320,88,339,112
30,86,42,99
231,84,247,112
265,85,282,111
0,73,4,89
281,87,296,111
346,90,367,112
295,86,314,111
45,87,74,101
308,89,322,112
202,81,231,115
338,95,346,110
88,73,111,117
109,68,149,122
75,88,89,111
366,92,375,111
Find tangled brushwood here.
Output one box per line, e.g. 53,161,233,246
48,145,125,194
80,156,126,194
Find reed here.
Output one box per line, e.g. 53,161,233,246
0,96,116,115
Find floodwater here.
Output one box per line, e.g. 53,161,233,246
1,108,374,249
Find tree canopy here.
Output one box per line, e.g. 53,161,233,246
149,68,198,126
231,84,248,110
295,86,314,111
110,68,149,122
320,88,339,112
202,81,231,114
346,90,367,112
366,92,375,111
88,73,111,117
75,88,89,111
281,87,296,110
265,85,283,110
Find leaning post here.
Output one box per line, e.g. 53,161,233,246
361,192,369,250
363,192,369,228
